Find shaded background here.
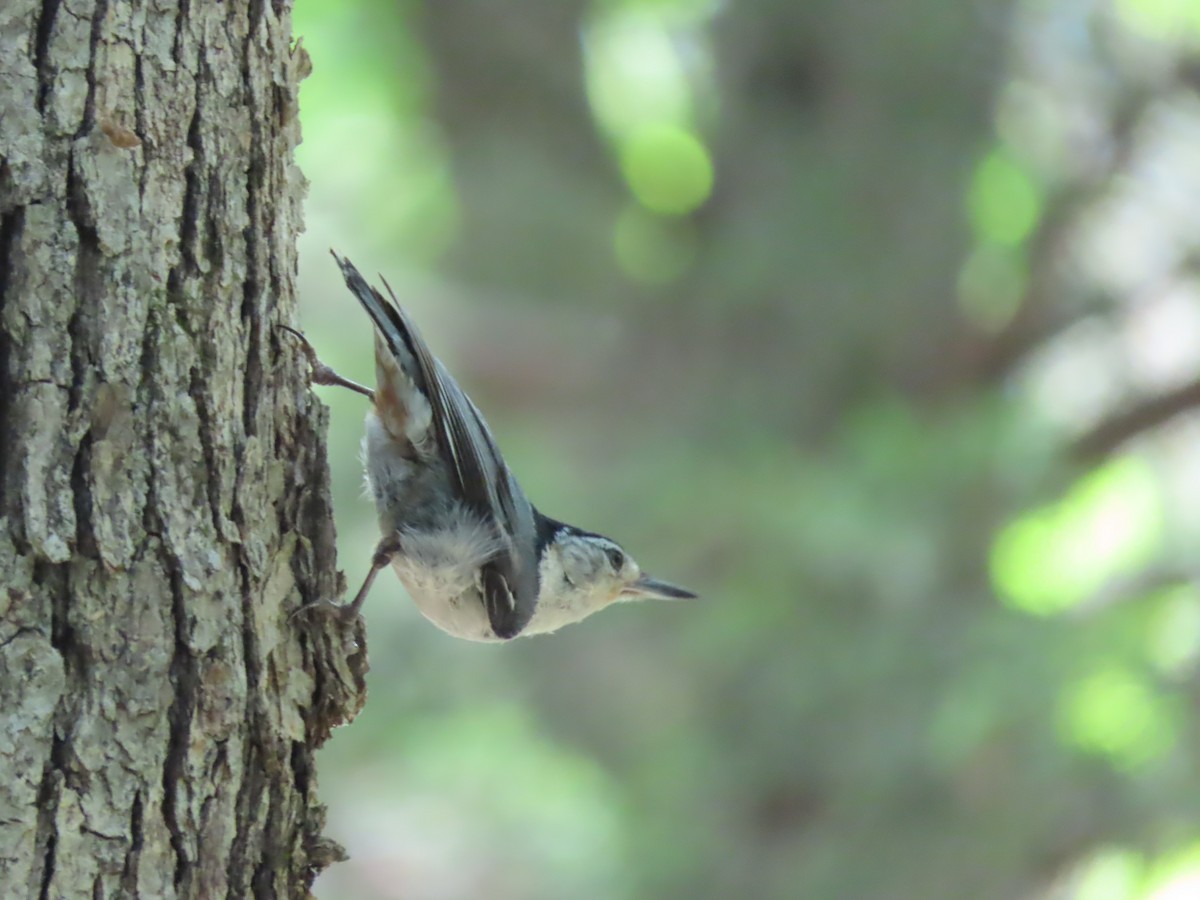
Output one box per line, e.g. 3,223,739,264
293,1,1200,897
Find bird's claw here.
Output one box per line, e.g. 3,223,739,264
280,326,341,389
289,597,362,627
280,324,376,400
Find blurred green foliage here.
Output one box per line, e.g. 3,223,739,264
293,0,1200,898
992,458,1161,617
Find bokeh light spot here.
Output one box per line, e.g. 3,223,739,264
1116,0,1200,41
1058,665,1176,768
1147,585,1200,676
1146,842,1200,900
585,14,692,136
967,150,1042,246
957,244,1027,330
991,456,1161,616
620,125,714,215
1073,846,1145,900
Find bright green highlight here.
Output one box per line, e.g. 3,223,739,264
1072,841,1200,900
1074,847,1145,900
585,13,693,137
620,125,714,215
613,204,697,284
1147,585,1200,676
967,150,1042,246
957,244,1027,331
1144,842,1200,899
1115,0,1200,41
991,457,1161,616
1058,664,1176,768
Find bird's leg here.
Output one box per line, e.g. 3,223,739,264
280,325,375,402
292,533,403,625
340,533,404,620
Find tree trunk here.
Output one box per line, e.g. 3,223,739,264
0,1,366,896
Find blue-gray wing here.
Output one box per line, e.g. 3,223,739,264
331,252,537,638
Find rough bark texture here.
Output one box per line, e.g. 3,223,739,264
0,1,366,897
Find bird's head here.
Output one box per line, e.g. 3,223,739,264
535,522,697,621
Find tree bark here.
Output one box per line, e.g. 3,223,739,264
0,1,365,897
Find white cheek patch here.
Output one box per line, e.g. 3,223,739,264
535,549,567,601
521,541,620,636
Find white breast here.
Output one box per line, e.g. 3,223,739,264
393,562,498,642
389,509,506,642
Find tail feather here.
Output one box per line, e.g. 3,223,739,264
330,250,415,369
331,250,432,447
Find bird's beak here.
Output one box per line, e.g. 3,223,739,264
623,575,698,601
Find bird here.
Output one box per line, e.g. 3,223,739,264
285,251,696,641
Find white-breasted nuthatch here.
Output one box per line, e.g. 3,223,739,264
287,252,696,641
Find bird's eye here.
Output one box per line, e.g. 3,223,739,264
606,547,625,570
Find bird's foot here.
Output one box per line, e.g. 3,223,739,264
280,325,375,401
290,597,362,627
289,534,403,627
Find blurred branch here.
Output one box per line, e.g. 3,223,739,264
952,86,1157,389
949,203,1090,388
1070,376,1200,462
